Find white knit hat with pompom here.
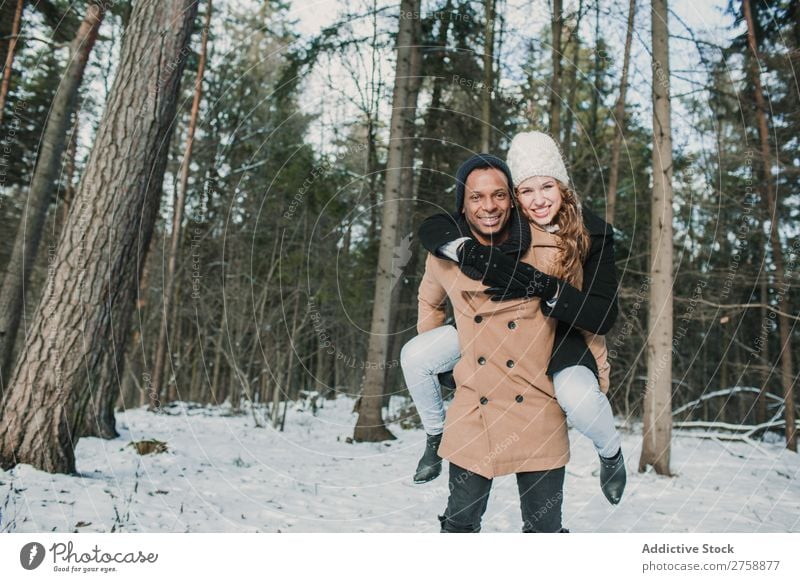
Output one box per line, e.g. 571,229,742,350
506,131,571,188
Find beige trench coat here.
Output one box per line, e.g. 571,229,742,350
417,225,571,478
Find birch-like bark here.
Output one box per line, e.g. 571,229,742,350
639,0,674,476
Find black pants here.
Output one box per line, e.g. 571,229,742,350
439,462,565,533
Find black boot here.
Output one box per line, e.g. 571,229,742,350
414,433,443,484
599,448,626,505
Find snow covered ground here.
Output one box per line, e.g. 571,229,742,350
1,395,798,533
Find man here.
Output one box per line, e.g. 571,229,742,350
416,153,570,533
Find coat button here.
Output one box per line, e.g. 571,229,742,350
506,360,515,368
480,396,488,405
508,321,516,329
478,357,486,365
515,395,524,403
474,315,483,323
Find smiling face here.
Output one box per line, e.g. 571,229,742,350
515,175,564,226
462,167,512,245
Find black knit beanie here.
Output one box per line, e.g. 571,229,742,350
454,153,514,213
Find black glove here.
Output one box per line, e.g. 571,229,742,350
456,239,499,281
480,252,559,302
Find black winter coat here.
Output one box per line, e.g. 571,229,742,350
417,206,619,379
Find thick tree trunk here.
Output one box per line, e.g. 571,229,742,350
606,0,636,225
480,0,495,152
0,0,24,128
387,6,422,386
0,0,199,473
639,0,673,476
743,0,795,451
153,0,212,405
549,0,563,141
354,0,421,442
0,1,104,399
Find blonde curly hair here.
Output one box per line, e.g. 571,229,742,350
551,181,590,286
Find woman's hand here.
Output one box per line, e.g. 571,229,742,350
457,239,559,301
481,253,559,302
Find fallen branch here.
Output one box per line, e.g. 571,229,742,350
673,386,785,416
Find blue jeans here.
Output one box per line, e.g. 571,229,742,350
400,325,460,435
400,325,621,457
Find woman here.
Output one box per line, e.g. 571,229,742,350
402,131,626,505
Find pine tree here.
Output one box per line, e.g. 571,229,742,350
0,0,200,473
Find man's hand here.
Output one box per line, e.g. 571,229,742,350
480,253,559,302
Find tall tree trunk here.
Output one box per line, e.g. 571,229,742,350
354,0,421,442
587,2,602,144
606,0,636,225
60,114,80,226
549,0,563,142
314,335,330,398
211,309,226,403
561,1,584,161
0,1,105,399
121,246,154,410
742,0,795,451
0,0,24,128
639,0,673,476
365,1,381,245
273,291,300,428
416,0,452,208
0,1,20,77
153,0,212,404
480,0,496,152
270,348,284,426
188,335,200,402
387,9,422,398
366,114,379,244
756,273,769,424
0,0,199,473
721,319,730,414
164,277,182,403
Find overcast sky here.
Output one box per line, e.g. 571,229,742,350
282,0,741,160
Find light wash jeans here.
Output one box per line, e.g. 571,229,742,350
400,325,621,458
